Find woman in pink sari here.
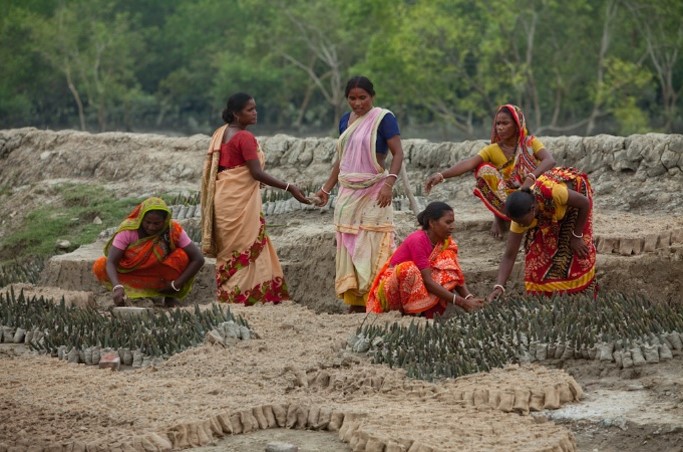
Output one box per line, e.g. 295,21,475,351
315,76,405,312
424,105,556,239
367,202,484,318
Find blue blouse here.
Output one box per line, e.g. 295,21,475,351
338,111,400,154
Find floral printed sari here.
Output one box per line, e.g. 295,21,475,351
473,104,540,220
366,236,465,315
92,197,194,299
201,127,288,305
523,167,597,295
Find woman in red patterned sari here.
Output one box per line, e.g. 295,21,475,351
367,202,484,318
93,197,205,307
487,167,597,300
424,105,556,239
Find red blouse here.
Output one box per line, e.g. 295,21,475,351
219,130,259,170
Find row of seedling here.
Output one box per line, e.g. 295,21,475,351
0,256,45,287
0,288,254,364
349,292,683,381
166,192,200,206
169,204,200,220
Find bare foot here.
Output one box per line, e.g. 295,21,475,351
490,216,507,240
347,305,366,314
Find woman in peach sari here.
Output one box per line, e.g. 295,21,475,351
367,202,484,318
93,197,205,307
200,92,309,304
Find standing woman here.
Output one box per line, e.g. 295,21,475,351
487,167,597,300
315,76,405,312
200,92,310,305
424,104,556,239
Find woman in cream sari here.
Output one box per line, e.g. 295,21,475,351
315,76,405,312
200,92,310,305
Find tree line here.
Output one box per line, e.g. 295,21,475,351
1,0,681,140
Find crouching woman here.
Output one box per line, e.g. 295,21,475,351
366,201,484,318
93,197,205,306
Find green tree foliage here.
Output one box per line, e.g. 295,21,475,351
23,0,144,131
0,0,681,136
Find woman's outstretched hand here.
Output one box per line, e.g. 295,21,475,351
486,286,506,303
312,189,329,207
459,295,485,312
112,286,125,306
289,185,311,204
424,173,444,195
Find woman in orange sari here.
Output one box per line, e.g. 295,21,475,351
487,167,597,300
424,104,556,239
93,197,205,307
367,202,484,318
200,92,310,305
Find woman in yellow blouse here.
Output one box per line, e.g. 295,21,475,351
487,167,597,300
424,104,556,239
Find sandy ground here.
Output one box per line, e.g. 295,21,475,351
2,196,683,452
1,127,683,451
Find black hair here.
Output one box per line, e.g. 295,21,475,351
344,76,375,98
417,201,453,230
144,209,168,220
505,189,535,219
222,92,253,124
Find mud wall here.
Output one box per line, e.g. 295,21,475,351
0,128,681,211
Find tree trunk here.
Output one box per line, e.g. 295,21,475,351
65,67,86,131
586,0,617,135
